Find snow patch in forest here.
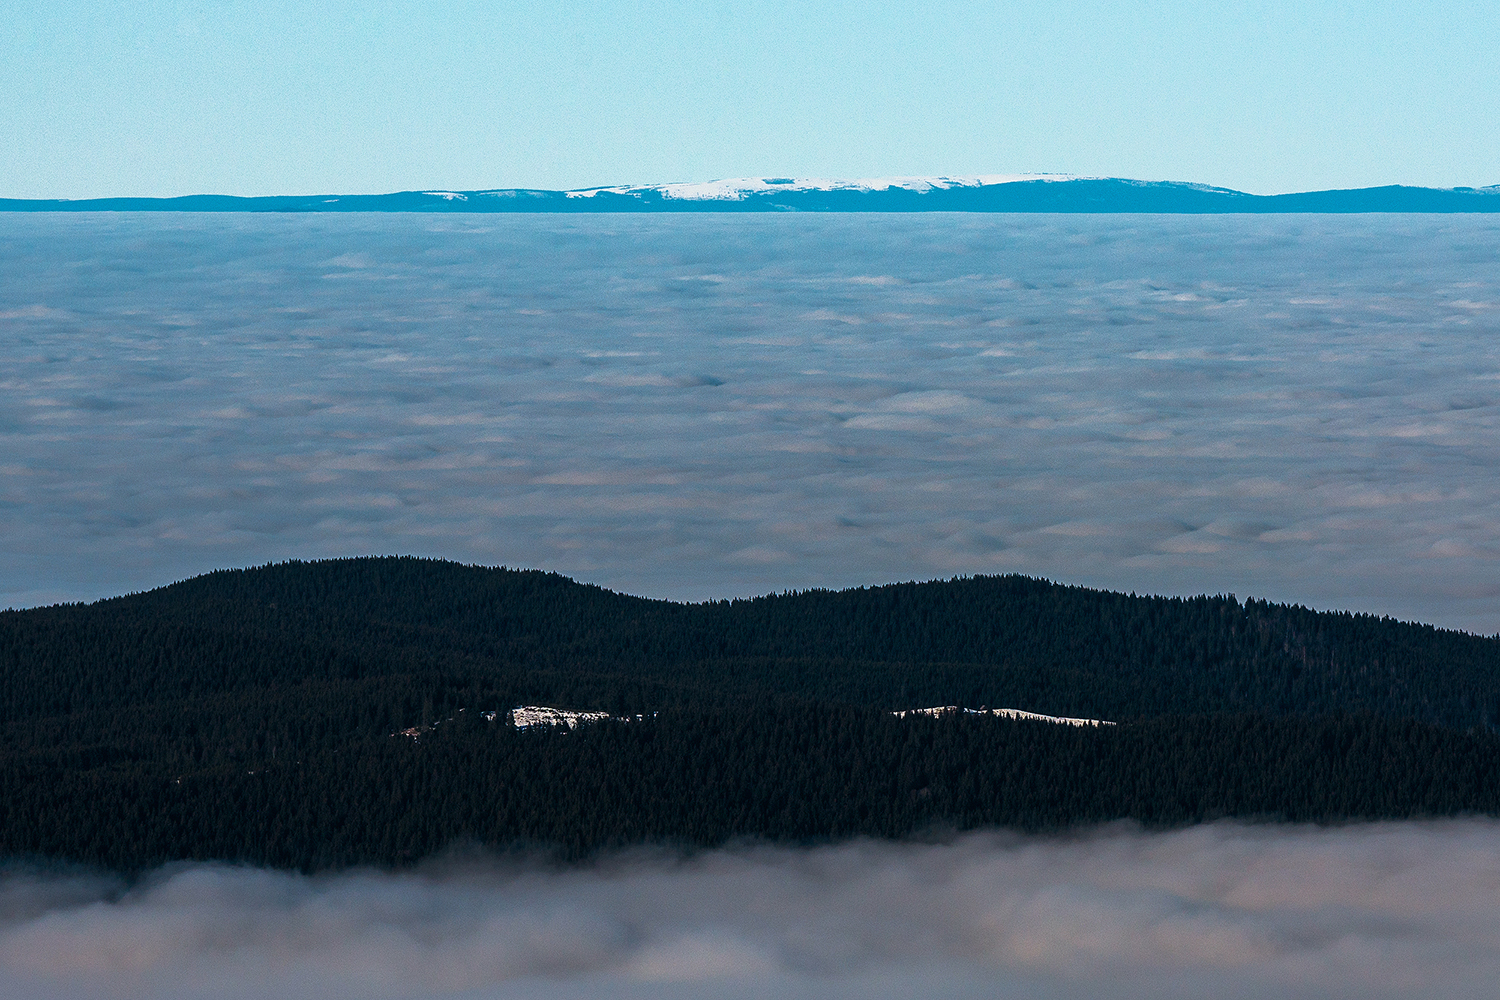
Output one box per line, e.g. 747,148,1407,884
395,705,1110,739
510,706,654,730
893,706,1114,727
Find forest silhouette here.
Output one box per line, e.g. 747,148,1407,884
5,556,1499,870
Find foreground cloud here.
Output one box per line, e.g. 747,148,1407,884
4,822,1500,999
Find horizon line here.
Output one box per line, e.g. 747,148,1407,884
4,176,1500,213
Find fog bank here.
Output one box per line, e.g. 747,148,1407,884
4,822,1500,999
2,215,1499,630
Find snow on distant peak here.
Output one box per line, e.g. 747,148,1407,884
566,174,1075,201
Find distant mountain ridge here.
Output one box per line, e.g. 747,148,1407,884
5,176,1500,213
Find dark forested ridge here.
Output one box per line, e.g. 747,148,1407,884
4,557,1500,869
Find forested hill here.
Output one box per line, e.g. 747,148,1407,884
5,557,1497,727
5,557,1500,870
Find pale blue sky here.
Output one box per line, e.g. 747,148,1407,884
3,1,1497,198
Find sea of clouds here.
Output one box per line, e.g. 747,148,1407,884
4,822,1500,999
1,213,1498,629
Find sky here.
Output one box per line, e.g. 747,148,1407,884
3,0,1498,199
7,822,1500,1000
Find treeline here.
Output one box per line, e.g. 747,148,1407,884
4,707,1499,872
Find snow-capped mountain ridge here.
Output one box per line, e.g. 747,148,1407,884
7,179,1499,212
564,174,1077,201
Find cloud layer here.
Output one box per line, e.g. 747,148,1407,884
4,822,1500,999
1,214,1498,629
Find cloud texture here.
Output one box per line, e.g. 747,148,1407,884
1,214,1498,629
4,822,1500,999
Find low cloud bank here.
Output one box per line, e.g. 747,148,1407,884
4,215,1500,631
4,822,1500,999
